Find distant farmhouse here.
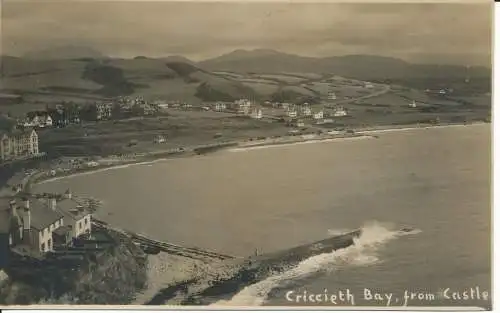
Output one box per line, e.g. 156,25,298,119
0,127,40,162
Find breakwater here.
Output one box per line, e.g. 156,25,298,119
146,229,362,305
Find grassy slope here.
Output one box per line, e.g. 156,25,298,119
0,57,342,115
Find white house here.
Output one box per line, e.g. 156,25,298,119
333,106,347,117
8,196,65,253
54,189,92,240
235,99,252,115
365,83,374,89
215,102,227,112
328,91,337,100
408,100,417,108
301,106,312,117
286,110,297,118
44,115,53,127
153,135,166,144
313,110,324,120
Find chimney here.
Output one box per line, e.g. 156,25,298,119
22,197,29,210
9,200,17,218
22,207,31,230
47,196,57,211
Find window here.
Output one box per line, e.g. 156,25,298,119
41,243,45,252
47,239,52,251
79,221,82,230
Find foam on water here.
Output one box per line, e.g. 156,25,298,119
213,221,421,306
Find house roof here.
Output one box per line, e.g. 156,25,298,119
56,197,90,222
53,225,72,237
20,197,64,231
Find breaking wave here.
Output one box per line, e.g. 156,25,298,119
213,221,420,306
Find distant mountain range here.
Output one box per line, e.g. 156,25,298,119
199,49,490,81
14,46,491,81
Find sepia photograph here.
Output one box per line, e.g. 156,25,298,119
0,0,493,309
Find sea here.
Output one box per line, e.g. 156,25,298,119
36,124,492,308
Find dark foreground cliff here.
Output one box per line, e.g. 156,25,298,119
0,229,148,305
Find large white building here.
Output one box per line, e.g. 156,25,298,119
0,128,39,162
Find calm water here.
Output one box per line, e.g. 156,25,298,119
37,124,491,308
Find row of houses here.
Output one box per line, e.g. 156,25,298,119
0,189,92,264
285,105,347,118
19,106,80,129
17,100,160,129
211,99,263,119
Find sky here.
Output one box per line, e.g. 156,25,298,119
0,0,493,66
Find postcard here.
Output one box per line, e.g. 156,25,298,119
0,0,492,310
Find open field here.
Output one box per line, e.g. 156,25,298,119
37,111,292,157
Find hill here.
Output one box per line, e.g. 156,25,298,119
0,56,265,110
0,49,491,116
199,50,491,92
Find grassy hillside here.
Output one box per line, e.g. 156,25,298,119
0,52,491,117
0,57,323,112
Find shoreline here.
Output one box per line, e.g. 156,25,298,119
2,119,490,305
32,120,488,186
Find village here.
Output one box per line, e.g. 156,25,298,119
12,93,351,131
0,81,475,284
